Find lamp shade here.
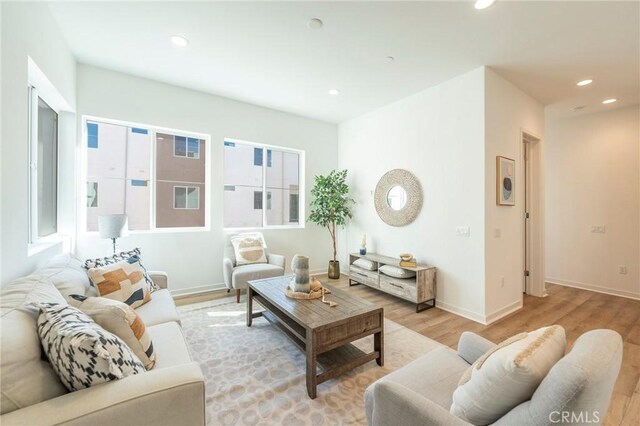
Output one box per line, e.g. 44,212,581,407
98,214,129,239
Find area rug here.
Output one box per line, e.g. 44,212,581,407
178,296,442,426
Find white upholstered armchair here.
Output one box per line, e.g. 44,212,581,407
223,234,286,303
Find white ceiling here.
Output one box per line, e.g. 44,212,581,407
48,1,639,123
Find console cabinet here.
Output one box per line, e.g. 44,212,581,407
348,253,436,313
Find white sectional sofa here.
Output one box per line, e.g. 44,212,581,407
0,254,205,426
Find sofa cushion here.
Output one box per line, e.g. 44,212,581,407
231,263,284,290
88,258,152,309
367,346,469,411
36,253,92,298
37,303,146,392
146,322,192,369
0,276,68,414
134,289,180,327
84,248,158,292
67,294,156,370
230,233,267,265
450,325,566,425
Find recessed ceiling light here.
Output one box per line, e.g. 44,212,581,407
602,98,617,104
170,35,189,47
328,89,340,96
307,18,323,29
474,0,496,10
576,79,593,86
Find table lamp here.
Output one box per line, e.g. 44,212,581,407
98,214,129,255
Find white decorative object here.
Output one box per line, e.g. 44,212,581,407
352,258,377,271
98,214,129,255
379,265,416,279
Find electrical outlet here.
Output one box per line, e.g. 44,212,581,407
591,226,606,234
456,226,470,237
494,228,502,238
618,265,628,275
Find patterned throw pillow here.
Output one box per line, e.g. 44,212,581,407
67,294,156,369
230,233,268,265
87,258,152,309
84,248,159,292
37,303,145,392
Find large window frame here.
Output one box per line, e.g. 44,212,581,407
223,138,305,231
80,115,211,234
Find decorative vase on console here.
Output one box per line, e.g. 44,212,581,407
291,254,311,293
359,234,367,255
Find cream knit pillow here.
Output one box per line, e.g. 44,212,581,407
450,325,566,425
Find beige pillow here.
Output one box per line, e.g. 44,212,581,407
87,258,151,309
230,233,267,265
67,294,156,369
450,325,566,425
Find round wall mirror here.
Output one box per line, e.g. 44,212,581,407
387,186,407,211
374,169,423,227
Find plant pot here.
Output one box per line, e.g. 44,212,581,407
328,260,341,279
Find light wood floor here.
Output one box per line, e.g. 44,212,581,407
176,277,640,425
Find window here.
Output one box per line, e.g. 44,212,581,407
84,118,208,231
224,139,303,228
28,87,58,242
173,135,200,159
174,186,199,209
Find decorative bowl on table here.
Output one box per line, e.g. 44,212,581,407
399,253,413,262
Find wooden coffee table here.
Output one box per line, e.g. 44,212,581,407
247,275,384,399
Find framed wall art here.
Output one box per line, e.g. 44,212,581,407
496,156,515,206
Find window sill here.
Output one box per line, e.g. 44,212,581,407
224,224,305,233
28,235,64,257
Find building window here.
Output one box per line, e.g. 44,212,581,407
84,119,208,231
174,135,200,159
28,87,58,242
174,186,199,209
224,139,303,229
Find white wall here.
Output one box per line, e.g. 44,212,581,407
545,105,640,299
76,65,337,295
484,68,545,321
338,67,488,322
1,2,76,284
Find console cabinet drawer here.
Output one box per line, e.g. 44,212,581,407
380,277,417,302
349,267,379,288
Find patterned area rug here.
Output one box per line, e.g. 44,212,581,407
178,296,442,426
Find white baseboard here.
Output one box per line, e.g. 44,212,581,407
435,300,486,324
484,300,523,325
546,277,640,300
171,283,227,297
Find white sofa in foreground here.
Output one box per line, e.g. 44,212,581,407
0,254,205,426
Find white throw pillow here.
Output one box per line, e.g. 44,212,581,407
450,325,566,425
230,233,268,265
379,265,416,279
352,258,378,271
37,303,146,392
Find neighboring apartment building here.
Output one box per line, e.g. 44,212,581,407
86,121,205,231
223,141,299,228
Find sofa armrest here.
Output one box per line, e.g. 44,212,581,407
147,271,168,289
457,331,495,365
222,258,234,289
267,253,286,270
370,381,471,426
0,362,205,426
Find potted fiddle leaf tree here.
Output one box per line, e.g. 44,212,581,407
309,169,354,279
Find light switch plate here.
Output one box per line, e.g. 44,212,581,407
591,226,606,234
456,226,470,237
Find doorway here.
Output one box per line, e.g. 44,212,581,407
522,131,545,297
